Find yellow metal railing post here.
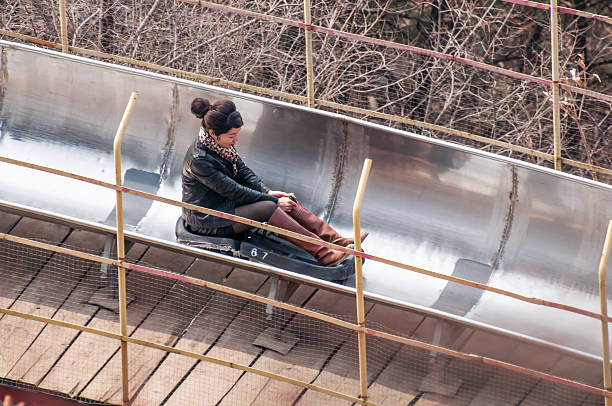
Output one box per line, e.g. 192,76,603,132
113,92,139,406
303,0,315,108
353,158,372,404
550,0,562,171
599,220,612,406
58,0,69,52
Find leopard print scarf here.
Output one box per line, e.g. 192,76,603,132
198,127,238,175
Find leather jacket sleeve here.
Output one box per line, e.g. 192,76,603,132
235,157,270,193
192,156,277,206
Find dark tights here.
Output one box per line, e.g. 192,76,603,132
215,200,277,236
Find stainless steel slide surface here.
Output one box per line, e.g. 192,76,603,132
1,41,611,361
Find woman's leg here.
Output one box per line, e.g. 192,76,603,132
188,201,276,237
230,200,277,234
288,203,368,246
217,200,348,266
267,208,349,266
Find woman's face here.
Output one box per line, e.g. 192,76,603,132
211,127,241,148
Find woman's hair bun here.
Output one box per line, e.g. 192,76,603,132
226,111,244,129
191,98,211,119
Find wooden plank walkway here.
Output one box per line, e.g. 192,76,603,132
516,355,601,406
0,212,20,233
0,213,605,406
161,281,317,406
113,270,265,404
38,246,194,399
164,291,272,405
0,218,73,373
214,289,373,405
292,302,420,405
5,229,108,384
79,254,209,403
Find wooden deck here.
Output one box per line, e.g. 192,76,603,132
0,213,603,405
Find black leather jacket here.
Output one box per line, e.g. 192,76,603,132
181,138,278,232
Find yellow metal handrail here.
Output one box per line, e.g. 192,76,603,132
599,220,612,406
353,158,372,402
113,92,139,406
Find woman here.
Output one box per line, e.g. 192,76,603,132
182,98,367,267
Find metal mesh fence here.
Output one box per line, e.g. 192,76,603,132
0,235,608,405
0,239,117,405
559,93,612,183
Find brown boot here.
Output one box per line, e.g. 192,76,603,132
289,203,369,247
268,208,349,266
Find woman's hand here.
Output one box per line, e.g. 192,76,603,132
277,196,297,212
268,190,296,199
